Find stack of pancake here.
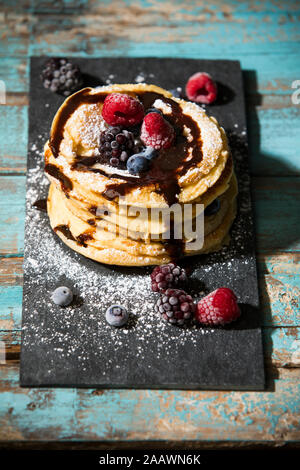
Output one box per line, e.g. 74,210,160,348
44,83,237,266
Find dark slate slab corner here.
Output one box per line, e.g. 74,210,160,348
20,57,265,390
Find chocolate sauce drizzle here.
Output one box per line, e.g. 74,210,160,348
54,224,76,241
54,224,94,248
49,88,204,260
33,198,47,212
45,163,73,192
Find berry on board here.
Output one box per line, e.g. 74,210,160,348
105,304,129,327
41,58,82,96
155,288,195,326
51,286,73,307
196,288,240,326
185,72,217,104
151,263,187,292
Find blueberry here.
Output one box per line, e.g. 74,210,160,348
145,107,163,116
204,198,220,216
144,147,158,160
127,154,150,175
51,286,73,306
169,87,182,98
105,304,129,327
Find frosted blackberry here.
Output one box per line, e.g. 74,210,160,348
41,58,82,96
99,127,138,168
155,289,195,326
151,263,187,292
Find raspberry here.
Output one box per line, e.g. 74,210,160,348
140,112,175,149
102,93,144,127
155,288,195,326
151,263,187,292
196,288,240,326
99,127,139,168
185,72,217,104
41,58,82,96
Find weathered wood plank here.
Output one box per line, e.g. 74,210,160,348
28,7,300,57
254,177,300,252
264,327,300,368
259,274,300,326
248,107,300,176
1,1,300,58
3,0,300,15
0,106,27,174
0,365,299,444
1,0,87,14
0,13,30,57
0,176,25,255
258,252,300,274
0,286,22,330
0,257,23,285
0,58,28,93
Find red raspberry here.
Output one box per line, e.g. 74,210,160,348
185,72,217,104
140,112,175,149
196,288,240,326
102,93,144,127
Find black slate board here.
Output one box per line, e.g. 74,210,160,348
20,57,265,390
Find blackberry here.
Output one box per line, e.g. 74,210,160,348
151,263,187,292
41,58,82,96
155,288,195,326
99,127,138,168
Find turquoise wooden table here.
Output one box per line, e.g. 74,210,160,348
0,0,299,449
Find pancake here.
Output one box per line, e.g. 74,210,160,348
47,180,237,266
44,83,238,266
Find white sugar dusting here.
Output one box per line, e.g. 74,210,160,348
75,103,107,148
135,74,145,83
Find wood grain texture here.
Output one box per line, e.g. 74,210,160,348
0,366,299,445
0,0,299,447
